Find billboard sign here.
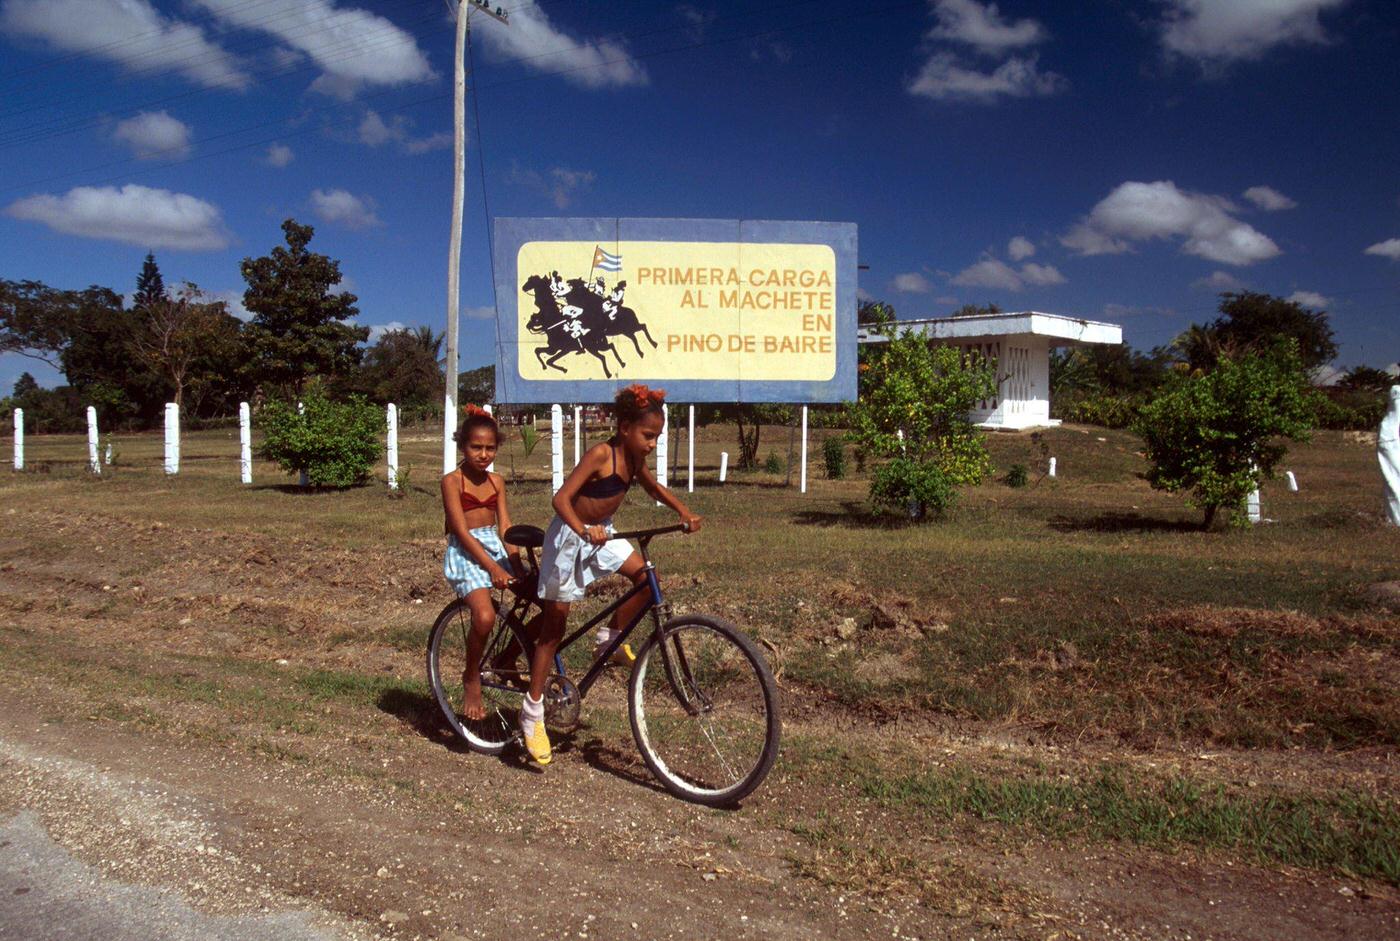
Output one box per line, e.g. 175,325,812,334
491,218,857,403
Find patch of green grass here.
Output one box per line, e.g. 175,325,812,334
297,667,427,703
863,764,1400,884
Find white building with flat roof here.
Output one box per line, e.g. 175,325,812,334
858,312,1124,430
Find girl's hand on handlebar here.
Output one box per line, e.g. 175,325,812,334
583,524,610,545
487,563,515,590
680,512,703,533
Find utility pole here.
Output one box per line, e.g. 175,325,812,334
443,1,509,473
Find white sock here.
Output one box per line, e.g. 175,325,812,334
521,692,544,730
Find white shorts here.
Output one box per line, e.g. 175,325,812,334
536,516,636,603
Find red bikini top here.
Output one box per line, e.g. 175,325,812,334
460,473,499,512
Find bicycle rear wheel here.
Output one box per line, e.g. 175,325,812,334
426,598,530,755
628,615,781,806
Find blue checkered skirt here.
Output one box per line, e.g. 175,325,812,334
444,526,510,597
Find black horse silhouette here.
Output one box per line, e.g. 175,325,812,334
521,274,620,377
520,272,658,377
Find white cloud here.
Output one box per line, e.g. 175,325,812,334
211,289,251,321
112,111,191,160
309,188,380,229
1242,185,1297,210
909,52,1066,103
934,295,960,305
508,165,596,209
1103,302,1176,319
190,0,434,98
357,110,452,154
951,257,1066,291
264,143,294,167
893,272,934,293
475,0,647,89
366,320,407,344
1060,180,1281,266
928,0,1048,55
1287,290,1329,308
1363,238,1400,261
676,5,717,42
1159,0,1347,64
0,0,249,89
1192,270,1246,291
857,287,875,303
1007,235,1035,260
5,184,229,251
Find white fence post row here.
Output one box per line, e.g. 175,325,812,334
296,401,306,486
655,403,668,505
86,406,100,475
719,451,729,483
239,402,252,484
13,408,23,471
483,403,494,473
573,405,581,467
800,405,809,494
550,404,564,492
687,405,695,493
163,402,179,474
1286,471,1298,492
1048,457,1057,478
386,403,399,490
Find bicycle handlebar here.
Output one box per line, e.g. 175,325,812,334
612,522,690,540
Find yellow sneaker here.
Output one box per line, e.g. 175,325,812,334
521,716,551,765
596,641,636,666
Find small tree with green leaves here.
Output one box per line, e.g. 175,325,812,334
849,312,996,519
1134,341,1317,529
258,386,382,488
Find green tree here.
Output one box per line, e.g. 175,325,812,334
1134,342,1317,529
949,302,1002,319
133,253,166,311
1177,292,1337,371
241,219,367,396
130,283,242,411
849,311,996,519
258,385,383,487
858,299,895,326
1340,365,1394,394
343,326,445,413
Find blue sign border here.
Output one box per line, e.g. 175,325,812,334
491,217,857,404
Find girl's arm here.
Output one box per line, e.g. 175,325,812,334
441,473,514,580
552,444,611,541
491,472,526,578
634,461,703,532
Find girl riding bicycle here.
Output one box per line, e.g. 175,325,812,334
441,406,525,723
521,384,702,765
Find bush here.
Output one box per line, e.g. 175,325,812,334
1005,463,1029,488
763,452,784,474
822,437,847,479
259,388,383,487
870,457,955,520
1312,389,1387,430
1057,393,1144,429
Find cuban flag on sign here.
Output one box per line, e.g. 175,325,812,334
592,245,622,272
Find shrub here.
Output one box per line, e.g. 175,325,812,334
1134,342,1316,528
259,387,383,487
1005,463,1029,488
822,437,847,479
870,457,955,520
1058,393,1144,429
1312,389,1387,430
763,452,784,474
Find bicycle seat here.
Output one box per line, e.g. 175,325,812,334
503,524,545,549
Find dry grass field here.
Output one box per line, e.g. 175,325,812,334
2,419,1397,939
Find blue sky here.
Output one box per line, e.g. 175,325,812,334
2,0,1398,395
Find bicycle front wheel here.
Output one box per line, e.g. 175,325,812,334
426,598,530,755
628,615,780,806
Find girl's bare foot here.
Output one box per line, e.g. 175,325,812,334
461,671,487,721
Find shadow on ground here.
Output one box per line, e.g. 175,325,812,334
1047,511,1202,534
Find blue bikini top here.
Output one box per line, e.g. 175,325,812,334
578,442,632,499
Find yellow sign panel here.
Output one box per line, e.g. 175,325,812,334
515,241,837,382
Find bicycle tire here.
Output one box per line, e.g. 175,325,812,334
628,615,781,806
426,597,531,756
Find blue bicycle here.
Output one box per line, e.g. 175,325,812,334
426,523,781,806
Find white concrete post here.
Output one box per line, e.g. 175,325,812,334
104,441,112,465
12,409,22,471
1048,457,1057,478
573,405,581,467
483,403,494,473
1246,486,1261,524
687,405,695,493
551,403,564,492
86,406,100,475
1285,471,1298,492
719,451,729,483
239,402,252,484
799,406,809,494
163,402,179,474
655,404,668,504
386,403,399,490
296,401,307,486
